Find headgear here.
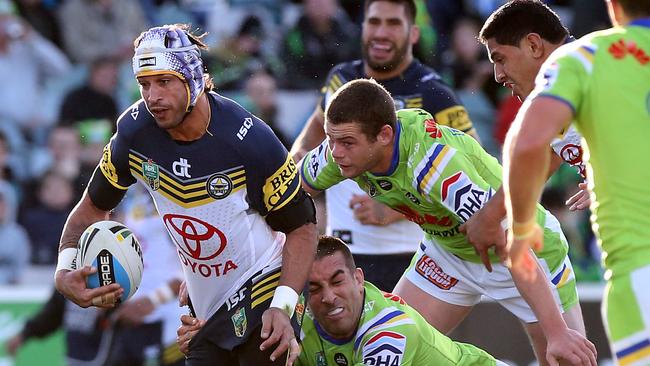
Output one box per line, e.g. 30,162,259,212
132,25,205,112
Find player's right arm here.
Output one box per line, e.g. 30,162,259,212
54,190,123,308
510,255,597,366
55,115,135,308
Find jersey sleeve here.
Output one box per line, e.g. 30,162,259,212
241,115,302,216
422,80,475,134
87,120,137,208
530,42,591,114
300,138,345,191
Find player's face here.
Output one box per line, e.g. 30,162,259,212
325,121,385,178
308,252,365,339
138,74,189,129
362,1,416,73
485,37,542,100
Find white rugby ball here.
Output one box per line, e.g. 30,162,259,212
77,220,144,302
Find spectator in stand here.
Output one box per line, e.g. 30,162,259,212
13,0,63,47
20,171,75,265
28,126,83,198
208,14,284,91
281,0,359,89
4,289,118,365
0,9,71,140
59,57,119,127
242,70,291,148
57,0,147,64
0,179,30,284
0,131,18,186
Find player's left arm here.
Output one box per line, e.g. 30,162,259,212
243,116,318,363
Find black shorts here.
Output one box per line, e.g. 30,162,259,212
186,267,300,366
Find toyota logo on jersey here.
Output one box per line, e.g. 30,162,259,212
162,214,227,260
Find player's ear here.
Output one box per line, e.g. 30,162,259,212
409,24,420,45
524,33,544,59
377,125,394,145
354,268,364,286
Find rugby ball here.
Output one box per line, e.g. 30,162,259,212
77,220,144,302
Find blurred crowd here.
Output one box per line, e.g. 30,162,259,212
0,0,609,284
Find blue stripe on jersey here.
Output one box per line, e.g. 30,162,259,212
415,144,444,194
617,339,650,359
354,310,404,349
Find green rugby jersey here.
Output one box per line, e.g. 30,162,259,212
301,108,566,264
531,19,650,277
296,282,496,366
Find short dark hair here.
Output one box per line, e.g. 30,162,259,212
617,0,650,17
478,0,569,46
364,0,416,24
325,79,396,140
316,236,356,273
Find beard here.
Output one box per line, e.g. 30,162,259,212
362,39,409,73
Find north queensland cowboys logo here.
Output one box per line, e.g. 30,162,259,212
206,173,233,199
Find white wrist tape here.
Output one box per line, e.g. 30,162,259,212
55,248,78,275
270,285,299,318
147,284,175,308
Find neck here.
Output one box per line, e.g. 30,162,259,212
364,54,413,80
167,93,211,141
369,138,396,175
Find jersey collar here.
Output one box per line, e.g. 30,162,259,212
629,18,650,28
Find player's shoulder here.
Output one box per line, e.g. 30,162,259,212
115,99,156,137
405,60,444,85
329,60,364,78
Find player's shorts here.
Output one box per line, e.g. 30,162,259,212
404,239,579,323
186,267,299,366
605,264,650,366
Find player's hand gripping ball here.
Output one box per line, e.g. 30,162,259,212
77,220,144,302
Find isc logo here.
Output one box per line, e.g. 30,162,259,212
237,118,253,141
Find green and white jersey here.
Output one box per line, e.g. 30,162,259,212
301,108,566,265
530,20,650,277
296,282,496,366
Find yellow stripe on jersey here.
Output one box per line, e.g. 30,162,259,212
100,143,129,190
252,271,282,292
251,280,280,300
263,155,300,212
433,105,473,133
405,97,423,108
128,153,246,208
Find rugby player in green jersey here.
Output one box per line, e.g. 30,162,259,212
296,236,504,366
299,79,596,365
503,0,650,364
